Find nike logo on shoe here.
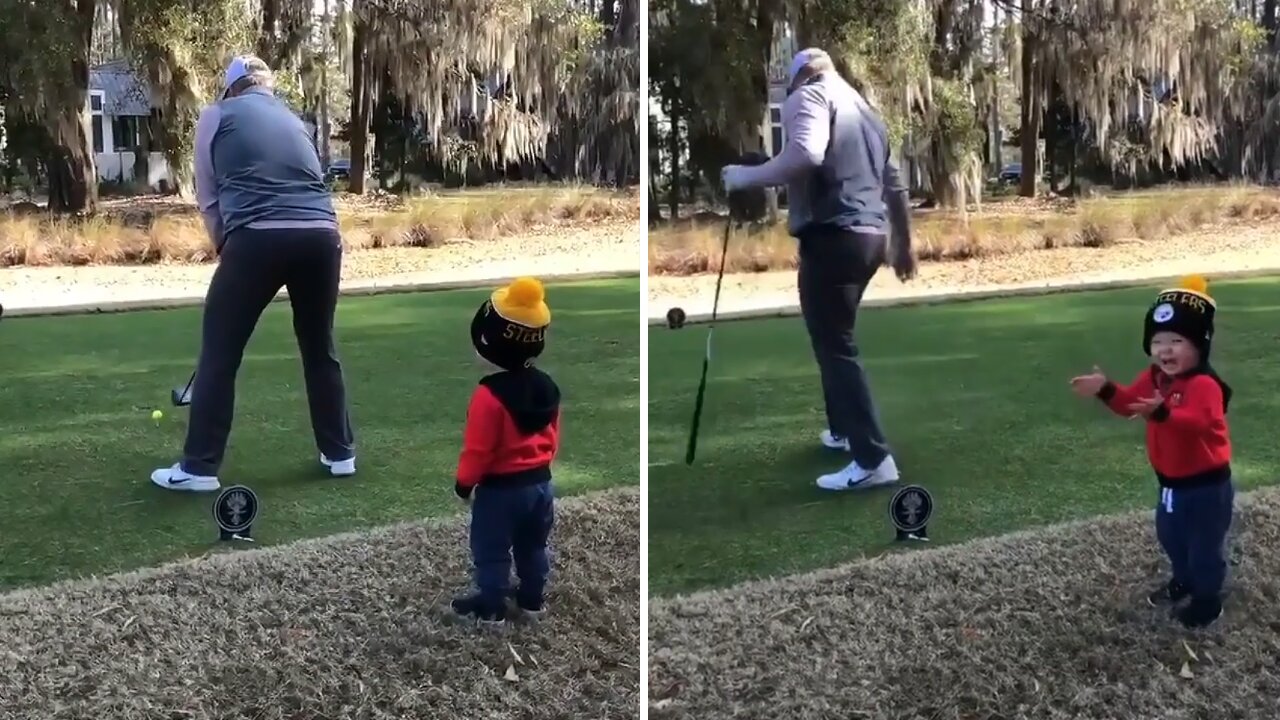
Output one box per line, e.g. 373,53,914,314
846,473,874,487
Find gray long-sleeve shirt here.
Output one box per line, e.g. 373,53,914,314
194,87,337,251
735,72,911,244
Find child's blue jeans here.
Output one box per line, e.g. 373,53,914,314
470,481,555,610
1155,478,1234,600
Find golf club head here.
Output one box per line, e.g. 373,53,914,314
172,372,195,407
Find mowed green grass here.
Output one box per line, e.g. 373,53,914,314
0,278,639,591
648,276,1280,596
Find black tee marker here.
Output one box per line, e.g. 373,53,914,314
213,485,259,543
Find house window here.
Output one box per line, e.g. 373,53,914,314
768,103,786,157
88,91,105,154
113,116,139,151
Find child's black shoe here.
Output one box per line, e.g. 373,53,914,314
1176,596,1223,629
507,586,547,620
451,593,507,624
1146,578,1191,606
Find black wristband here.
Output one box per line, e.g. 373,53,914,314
455,481,472,499
1096,381,1117,402
1150,403,1171,422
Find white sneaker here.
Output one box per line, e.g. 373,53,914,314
320,453,356,477
819,430,851,451
150,463,220,492
816,455,900,491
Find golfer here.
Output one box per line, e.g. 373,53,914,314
151,55,356,491
721,48,916,491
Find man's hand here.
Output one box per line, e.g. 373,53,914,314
1127,392,1165,418
890,244,917,282
1070,366,1108,397
721,165,750,192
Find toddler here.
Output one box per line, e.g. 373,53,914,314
451,277,560,624
1070,275,1233,629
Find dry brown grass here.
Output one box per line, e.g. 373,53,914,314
649,486,1280,720
0,488,639,720
649,185,1280,276
0,185,638,268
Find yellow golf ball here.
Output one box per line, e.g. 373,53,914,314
151,410,163,421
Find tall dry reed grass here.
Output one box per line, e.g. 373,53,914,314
647,185,1280,276
0,185,637,268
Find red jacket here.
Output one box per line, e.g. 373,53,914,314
456,368,560,495
1097,366,1231,486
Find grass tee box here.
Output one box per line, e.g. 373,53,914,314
647,276,1280,597
0,278,639,591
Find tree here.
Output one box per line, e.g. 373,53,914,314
0,0,100,213
112,0,257,197
335,0,627,194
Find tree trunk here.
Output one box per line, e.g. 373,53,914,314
756,0,778,221
373,81,390,191
1068,108,1078,190
46,103,97,213
668,105,680,221
319,0,331,168
1018,0,1040,198
258,0,280,62
991,81,1002,174
46,0,99,214
348,18,372,194
1266,0,1277,47
616,0,638,42
648,112,662,222
1046,92,1059,193
931,0,958,76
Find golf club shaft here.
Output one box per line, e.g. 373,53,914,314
685,222,732,465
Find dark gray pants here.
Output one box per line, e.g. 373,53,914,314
182,226,355,476
797,228,890,468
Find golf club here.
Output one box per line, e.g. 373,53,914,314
172,370,195,407
684,221,731,465
684,152,770,465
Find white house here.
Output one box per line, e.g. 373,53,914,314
86,60,171,188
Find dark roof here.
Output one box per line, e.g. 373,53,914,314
89,61,154,116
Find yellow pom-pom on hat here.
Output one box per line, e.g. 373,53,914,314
491,276,551,328
1180,274,1209,295
1162,273,1214,306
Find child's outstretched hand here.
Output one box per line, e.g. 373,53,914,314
1070,366,1108,397
1127,391,1165,417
